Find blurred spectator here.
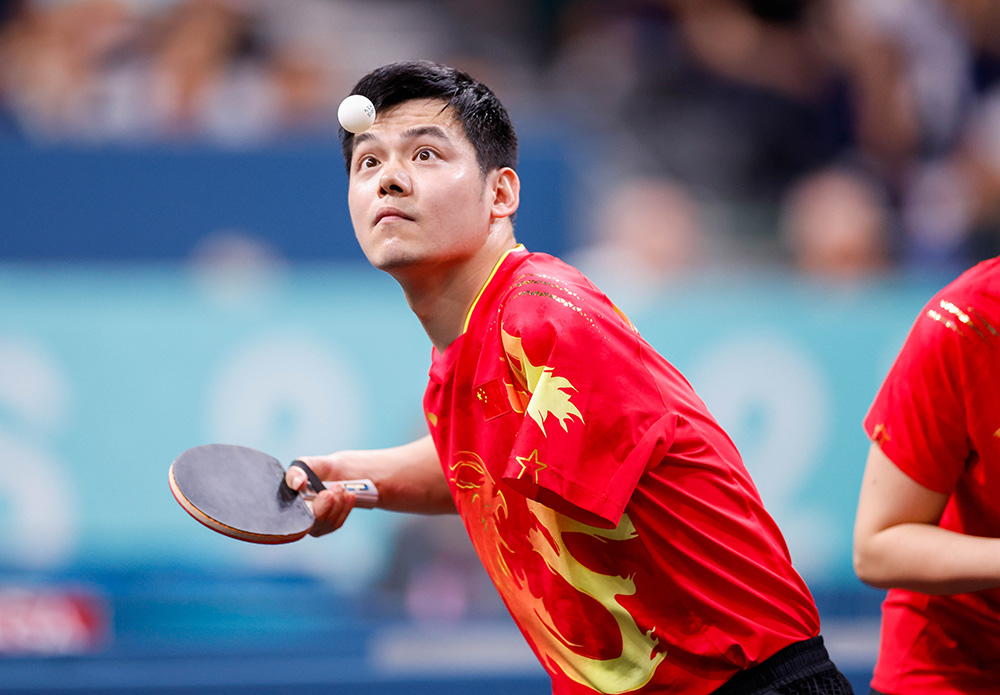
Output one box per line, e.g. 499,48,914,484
937,0,1000,91
0,0,131,140
0,0,25,138
957,86,1000,255
96,0,278,142
548,0,849,204
570,175,710,304
780,166,892,279
264,43,334,136
901,83,1000,269
2,0,999,272
833,0,973,174
0,0,402,144
546,0,1000,272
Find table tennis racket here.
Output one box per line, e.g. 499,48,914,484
168,443,378,544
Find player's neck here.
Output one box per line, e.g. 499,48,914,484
400,231,517,352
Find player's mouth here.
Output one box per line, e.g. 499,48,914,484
374,207,414,225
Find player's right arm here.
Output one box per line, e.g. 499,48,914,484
287,434,455,536
853,442,1000,594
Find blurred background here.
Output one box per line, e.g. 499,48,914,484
1,0,998,692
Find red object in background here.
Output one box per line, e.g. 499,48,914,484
0,587,111,655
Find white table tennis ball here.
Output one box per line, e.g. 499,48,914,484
338,94,376,134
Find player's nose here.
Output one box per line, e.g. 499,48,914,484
379,166,411,196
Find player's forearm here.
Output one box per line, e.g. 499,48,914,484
854,523,1000,594
353,435,455,515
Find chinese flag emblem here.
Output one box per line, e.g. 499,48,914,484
475,378,511,421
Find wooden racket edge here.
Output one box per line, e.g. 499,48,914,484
167,463,310,545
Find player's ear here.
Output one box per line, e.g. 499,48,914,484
490,167,519,220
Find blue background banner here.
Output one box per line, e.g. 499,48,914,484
0,139,570,262
0,263,938,588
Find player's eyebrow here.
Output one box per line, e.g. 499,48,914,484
400,125,451,143
354,125,451,148
353,131,375,147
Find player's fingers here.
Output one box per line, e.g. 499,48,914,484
288,454,343,488
328,486,356,530
286,455,336,491
308,486,356,537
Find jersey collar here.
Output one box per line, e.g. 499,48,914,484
461,244,526,334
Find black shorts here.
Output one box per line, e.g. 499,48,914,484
711,636,855,695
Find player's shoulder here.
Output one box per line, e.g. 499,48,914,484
917,256,1000,351
500,252,606,310
502,252,598,296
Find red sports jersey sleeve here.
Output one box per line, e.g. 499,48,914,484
864,292,977,494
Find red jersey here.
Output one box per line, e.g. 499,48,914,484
423,247,820,694
864,257,1000,695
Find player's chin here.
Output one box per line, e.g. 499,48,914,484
369,248,424,273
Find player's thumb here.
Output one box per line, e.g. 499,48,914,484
288,453,347,489
284,459,315,491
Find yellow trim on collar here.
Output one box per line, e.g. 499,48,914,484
462,244,525,334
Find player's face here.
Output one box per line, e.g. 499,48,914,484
347,99,496,274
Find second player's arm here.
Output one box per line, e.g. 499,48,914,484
853,442,1000,594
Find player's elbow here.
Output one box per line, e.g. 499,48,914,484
852,549,876,587
852,539,893,589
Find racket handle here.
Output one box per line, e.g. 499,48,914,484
303,479,379,509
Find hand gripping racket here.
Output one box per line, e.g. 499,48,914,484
168,443,378,544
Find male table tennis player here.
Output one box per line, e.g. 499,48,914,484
287,60,853,695
854,257,1000,695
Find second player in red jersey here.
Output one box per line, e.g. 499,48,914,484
857,257,1000,695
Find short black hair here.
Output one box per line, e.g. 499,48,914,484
340,60,518,177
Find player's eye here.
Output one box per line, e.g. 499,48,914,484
358,155,378,169
415,149,436,161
